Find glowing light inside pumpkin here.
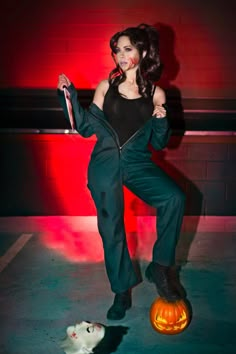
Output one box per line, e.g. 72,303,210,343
150,298,190,335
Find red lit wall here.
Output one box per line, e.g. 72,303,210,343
0,0,235,98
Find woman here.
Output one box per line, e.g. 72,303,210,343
57,24,186,320
61,321,128,354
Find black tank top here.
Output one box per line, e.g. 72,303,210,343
103,85,154,146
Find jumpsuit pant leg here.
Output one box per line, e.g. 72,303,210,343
88,178,139,294
123,161,186,266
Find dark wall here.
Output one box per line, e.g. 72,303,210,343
0,89,235,131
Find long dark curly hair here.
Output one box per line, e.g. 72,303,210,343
108,23,162,98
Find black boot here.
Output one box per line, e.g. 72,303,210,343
145,262,182,302
107,290,131,320
168,266,187,299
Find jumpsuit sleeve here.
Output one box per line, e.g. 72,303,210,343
150,105,172,150
57,83,94,138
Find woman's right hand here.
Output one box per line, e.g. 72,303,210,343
57,73,71,90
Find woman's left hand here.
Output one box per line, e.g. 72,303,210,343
153,105,166,118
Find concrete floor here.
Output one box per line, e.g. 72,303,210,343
0,217,236,354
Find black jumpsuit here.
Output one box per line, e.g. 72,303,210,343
58,83,185,294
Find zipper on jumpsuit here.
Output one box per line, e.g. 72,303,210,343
90,111,121,151
90,114,149,207
89,111,125,187
119,128,143,151
90,110,146,153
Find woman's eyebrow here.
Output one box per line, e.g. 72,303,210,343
116,45,132,49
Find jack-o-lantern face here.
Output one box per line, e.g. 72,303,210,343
150,298,190,335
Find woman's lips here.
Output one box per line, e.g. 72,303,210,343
120,61,128,66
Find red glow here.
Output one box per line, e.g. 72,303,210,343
35,134,147,262
40,227,154,263
40,230,103,262
0,1,234,98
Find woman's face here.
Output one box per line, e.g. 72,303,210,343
66,321,105,351
114,35,141,72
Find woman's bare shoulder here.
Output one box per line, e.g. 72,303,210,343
153,85,166,105
93,79,109,109
96,79,109,93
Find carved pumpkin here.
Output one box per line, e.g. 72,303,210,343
150,297,190,335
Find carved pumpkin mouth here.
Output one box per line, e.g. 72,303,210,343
150,298,191,335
